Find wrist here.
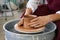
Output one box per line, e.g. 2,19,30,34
47,15,54,22
47,14,60,22
38,15,52,22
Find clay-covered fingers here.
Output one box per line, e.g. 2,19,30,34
18,18,24,26
29,22,42,28
29,23,39,27
30,18,38,22
29,21,38,26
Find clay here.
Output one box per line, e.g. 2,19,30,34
14,24,45,33
24,15,36,28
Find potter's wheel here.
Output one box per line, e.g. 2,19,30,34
3,19,56,40
14,23,45,33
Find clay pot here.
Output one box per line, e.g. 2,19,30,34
23,15,37,29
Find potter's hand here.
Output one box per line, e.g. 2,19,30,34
29,16,51,28
18,15,37,26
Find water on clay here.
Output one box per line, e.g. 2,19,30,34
5,20,55,34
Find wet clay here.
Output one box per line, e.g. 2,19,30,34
14,24,45,33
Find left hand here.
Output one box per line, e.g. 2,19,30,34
28,15,51,28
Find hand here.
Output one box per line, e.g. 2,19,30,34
29,16,51,28
18,15,37,26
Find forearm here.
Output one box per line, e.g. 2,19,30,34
48,14,60,21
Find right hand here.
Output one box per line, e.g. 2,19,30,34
18,15,37,26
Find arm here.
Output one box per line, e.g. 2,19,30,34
25,0,41,15
48,13,60,22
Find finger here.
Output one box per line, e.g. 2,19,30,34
28,21,38,25
33,25,45,29
30,23,39,27
31,18,38,22
35,25,43,28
